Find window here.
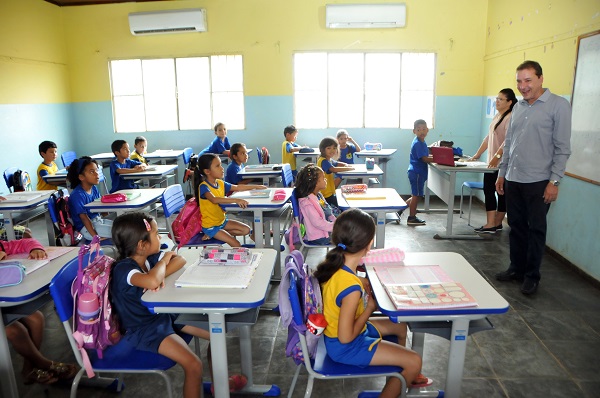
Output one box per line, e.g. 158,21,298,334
109,55,244,133
294,52,435,129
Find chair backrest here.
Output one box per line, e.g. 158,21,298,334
256,147,262,164
290,189,301,219
61,151,77,168
182,147,193,165
3,167,19,192
48,188,70,224
161,184,186,219
281,163,294,188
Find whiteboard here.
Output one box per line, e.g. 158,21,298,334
566,30,600,185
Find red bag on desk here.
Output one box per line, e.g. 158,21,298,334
100,193,127,203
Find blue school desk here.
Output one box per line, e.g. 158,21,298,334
144,149,186,185
84,188,165,216
336,163,383,185
355,148,397,187
0,191,54,244
120,164,178,188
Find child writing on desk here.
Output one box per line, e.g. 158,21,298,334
199,122,231,157
67,156,113,240
109,140,146,193
2,237,78,385
314,209,430,397
109,212,250,398
317,136,354,208
194,154,267,247
295,164,336,245
130,136,148,164
404,119,433,226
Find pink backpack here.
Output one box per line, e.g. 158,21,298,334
71,236,121,378
171,198,202,248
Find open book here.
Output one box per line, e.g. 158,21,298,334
175,252,262,288
374,265,477,310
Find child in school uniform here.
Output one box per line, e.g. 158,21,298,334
67,156,113,240
336,129,361,164
317,137,354,208
194,154,267,247
405,119,433,226
130,136,148,164
295,164,335,245
109,140,147,193
36,140,59,191
281,125,308,179
199,122,231,157
225,143,257,185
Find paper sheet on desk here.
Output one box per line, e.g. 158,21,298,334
175,253,262,288
8,246,77,262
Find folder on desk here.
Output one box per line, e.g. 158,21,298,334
175,253,262,288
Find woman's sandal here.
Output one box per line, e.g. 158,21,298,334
411,373,433,388
23,368,58,385
49,361,78,380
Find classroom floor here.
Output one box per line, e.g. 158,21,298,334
9,197,600,398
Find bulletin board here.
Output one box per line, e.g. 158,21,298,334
566,30,600,185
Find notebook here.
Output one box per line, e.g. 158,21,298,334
244,164,282,171
175,252,262,288
230,189,272,199
0,193,44,203
431,147,466,167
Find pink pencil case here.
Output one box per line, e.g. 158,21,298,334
272,189,286,201
101,193,127,203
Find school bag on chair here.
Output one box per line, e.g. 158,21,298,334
170,198,202,248
71,236,121,378
260,147,270,164
12,170,32,192
50,190,83,246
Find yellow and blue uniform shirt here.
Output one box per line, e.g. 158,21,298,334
36,162,58,191
282,141,299,171
198,179,232,229
317,156,337,199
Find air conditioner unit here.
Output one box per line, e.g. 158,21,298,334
129,8,206,35
325,3,406,29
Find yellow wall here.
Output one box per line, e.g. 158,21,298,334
62,0,488,102
484,0,600,95
0,0,70,104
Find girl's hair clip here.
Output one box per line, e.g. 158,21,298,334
143,219,151,232
337,243,346,250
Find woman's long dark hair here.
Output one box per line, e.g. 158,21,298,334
193,153,219,206
494,88,517,131
66,156,98,189
295,163,322,199
313,209,375,284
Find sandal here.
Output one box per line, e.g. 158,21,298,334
411,373,433,388
49,361,78,380
24,368,58,385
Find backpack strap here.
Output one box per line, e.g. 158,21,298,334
72,331,96,378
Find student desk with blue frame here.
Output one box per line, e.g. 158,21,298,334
0,191,55,244
355,148,397,187
141,248,279,398
366,251,509,398
120,164,178,188
337,163,384,185
237,164,283,186
144,149,186,185
0,248,79,398
84,188,165,216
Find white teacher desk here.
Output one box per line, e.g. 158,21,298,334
355,148,397,187
367,252,509,398
0,191,54,244
336,188,407,249
141,248,278,398
0,248,79,398
425,162,497,240
84,188,165,216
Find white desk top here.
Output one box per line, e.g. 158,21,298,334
239,165,283,177
367,252,509,318
337,163,383,176
292,148,319,157
0,191,54,211
144,149,185,159
336,188,407,211
141,248,277,313
222,187,293,210
90,152,115,161
431,161,497,173
121,164,178,179
356,149,398,157
84,188,165,212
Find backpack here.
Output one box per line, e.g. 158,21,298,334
171,198,202,248
260,147,270,164
12,170,31,192
183,154,198,198
51,190,83,247
71,236,121,378
278,250,323,365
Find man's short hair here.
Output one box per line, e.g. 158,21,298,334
517,60,543,78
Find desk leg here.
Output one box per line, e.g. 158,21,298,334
237,325,280,395
253,211,264,249
271,217,282,280
44,209,55,246
3,214,16,241
0,309,19,398
445,318,469,398
375,212,386,249
209,312,230,398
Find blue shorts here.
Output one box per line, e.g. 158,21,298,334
324,322,382,367
123,313,184,353
202,217,228,239
408,170,427,197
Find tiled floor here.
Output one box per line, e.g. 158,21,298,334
7,198,600,398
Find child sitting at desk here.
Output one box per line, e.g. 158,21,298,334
130,135,148,164
2,237,78,385
336,129,361,164
317,137,354,208
67,157,113,240
109,139,146,193
225,143,257,185
194,154,267,247
313,209,430,395
36,140,59,191
199,122,231,157
295,164,335,245
404,119,433,226
281,124,308,179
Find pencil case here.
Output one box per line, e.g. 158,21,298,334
101,193,127,203
0,261,26,288
272,189,287,201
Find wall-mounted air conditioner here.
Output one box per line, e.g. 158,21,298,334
325,3,406,29
129,8,206,35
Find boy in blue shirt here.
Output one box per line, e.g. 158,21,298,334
405,120,433,225
199,122,231,157
109,140,146,193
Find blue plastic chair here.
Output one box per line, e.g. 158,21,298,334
182,147,194,166
256,147,262,164
281,163,294,188
3,167,19,192
459,181,484,226
286,270,408,398
49,251,195,398
61,151,77,168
